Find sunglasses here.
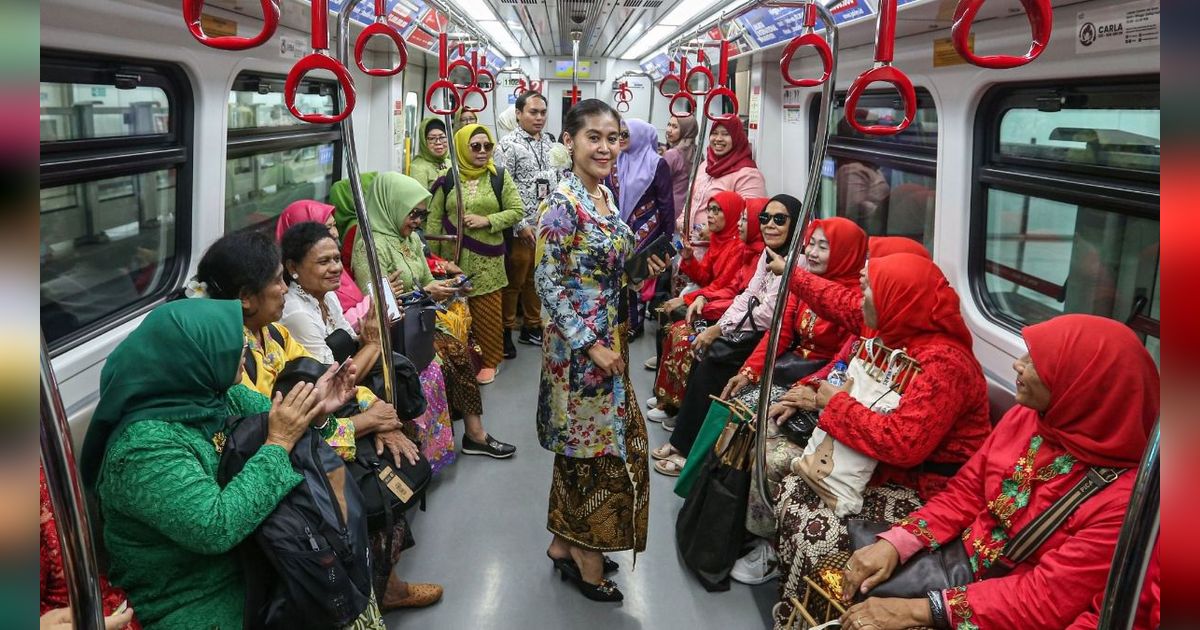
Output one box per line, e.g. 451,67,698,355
619,131,630,140
758,212,790,226
409,211,429,221
469,141,495,152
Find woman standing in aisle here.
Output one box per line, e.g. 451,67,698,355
535,99,665,602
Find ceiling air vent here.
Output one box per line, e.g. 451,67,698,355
622,0,662,7
498,0,538,4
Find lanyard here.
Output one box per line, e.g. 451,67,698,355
523,133,546,171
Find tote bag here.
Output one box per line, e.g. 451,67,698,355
791,339,917,517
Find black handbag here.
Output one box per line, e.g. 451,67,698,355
772,354,827,385
318,331,428,423
675,420,756,592
391,293,438,373
847,466,1123,600
348,435,431,528
705,296,762,365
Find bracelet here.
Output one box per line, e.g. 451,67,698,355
313,414,333,431
927,590,949,629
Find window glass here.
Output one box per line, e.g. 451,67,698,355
831,89,938,147
39,82,170,142
999,106,1159,172
981,187,1159,359
228,86,335,130
41,169,179,344
225,143,336,233
817,156,935,251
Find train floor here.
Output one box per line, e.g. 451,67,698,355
386,321,777,629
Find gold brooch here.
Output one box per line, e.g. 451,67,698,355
212,431,227,454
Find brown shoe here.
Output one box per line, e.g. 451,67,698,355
382,582,444,610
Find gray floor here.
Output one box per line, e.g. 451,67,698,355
385,323,777,629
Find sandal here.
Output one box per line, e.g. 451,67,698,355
651,443,678,461
654,454,686,477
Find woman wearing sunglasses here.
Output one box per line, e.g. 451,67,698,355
426,124,526,385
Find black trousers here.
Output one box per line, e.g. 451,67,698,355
669,333,762,457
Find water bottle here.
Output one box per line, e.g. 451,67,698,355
826,361,848,387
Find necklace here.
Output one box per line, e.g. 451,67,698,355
586,188,604,200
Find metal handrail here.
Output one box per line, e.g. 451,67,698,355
1098,420,1160,630
40,336,106,630
337,1,398,404
753,0,839,512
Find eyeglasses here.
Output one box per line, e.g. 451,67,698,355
409,211,429,221
469,141,494,152
619,131,630,140
758,212,789,226
426,135,447,144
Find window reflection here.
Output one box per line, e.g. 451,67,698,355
818,157,935,251
225,143,335,233
228,89,334,130
39,82,170,142
999,107,1159,172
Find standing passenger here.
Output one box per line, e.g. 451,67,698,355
425,124,525,385
662,115,698,218
409,117,451,191
498,91,558,359
683,116,766,258
615,118,675,336
535,99,666,602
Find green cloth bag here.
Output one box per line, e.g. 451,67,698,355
673,401,740,498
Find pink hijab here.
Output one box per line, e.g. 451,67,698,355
275,200,368,324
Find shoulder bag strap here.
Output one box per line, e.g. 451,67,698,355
984,466,1123,578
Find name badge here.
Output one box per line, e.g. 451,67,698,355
378,467,414,502
536,178,550,200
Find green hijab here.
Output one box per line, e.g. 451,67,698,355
416,117,449,166
360,172,436,289
454,123,497,181
329,171,378,240
81,299,245,488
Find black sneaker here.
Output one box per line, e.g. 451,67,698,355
503,330,517,359
518,327,543,346
461,434,516,459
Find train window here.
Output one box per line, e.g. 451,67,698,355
972,79,1160,359
39,51,192,350
225,72,342,233
811,89,938,250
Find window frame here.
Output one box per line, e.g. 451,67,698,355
968,76,1161,340
40,50,194,355
224,71,344,234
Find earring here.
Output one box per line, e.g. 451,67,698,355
292,273,299,280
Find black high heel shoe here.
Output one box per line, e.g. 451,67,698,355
547,551,619,575
554,557,624,602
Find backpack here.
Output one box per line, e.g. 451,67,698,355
438,165,506,207
218,414,373,629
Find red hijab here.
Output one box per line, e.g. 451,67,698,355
868,236,930,260
698,190,748,291
742,197,768,262
804,217,869,288
1024,314,1159,468
705,117,757,179
866,253,973,353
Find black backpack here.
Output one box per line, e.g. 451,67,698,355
436,165,506,208
218,414,373,629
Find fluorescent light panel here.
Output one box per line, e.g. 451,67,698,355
446,0,526,57
621,24,675,59
659,0,720,26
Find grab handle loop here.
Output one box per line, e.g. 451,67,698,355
354,0,408,76
183,0,278,50
704,39,739,122
658,61,682,98
448,43,476,90
684,50,714,98
952,0,1054,69
425,33,460,115
285,0,355,124
669,91,696,118
844,0,914,135
779,4,832,88
474,52,496,94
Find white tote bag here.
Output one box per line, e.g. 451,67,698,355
791,339,916,517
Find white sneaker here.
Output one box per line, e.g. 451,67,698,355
730,539,780,585
646,396,658,410
646,408,675,424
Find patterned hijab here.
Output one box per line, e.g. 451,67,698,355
80,299,244,488
454,124,498,180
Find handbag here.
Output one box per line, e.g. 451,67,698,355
392,293,437,373
705,297,763,365
675,418,757,592
847,466,1122,600
348,434,432,527
772,354,827,385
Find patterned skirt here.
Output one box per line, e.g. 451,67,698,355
547,348,649,554
432,331,484,417
772,480,923,630
654,320,699,410
411,361,457,474
732,384,810,539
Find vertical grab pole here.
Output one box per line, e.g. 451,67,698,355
445,100,467,264
753,0,838,511
40,337,107,630
337,0,396,404
1098,420,1159,630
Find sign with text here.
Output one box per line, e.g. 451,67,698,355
1076,0,1159,54
736,0,872,49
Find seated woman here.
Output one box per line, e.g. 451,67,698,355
650,195,805,475
649,191,756,425
767,253,992,621
279,221,457,473
426,124,526,385
41,467,139,630
354,172,516,459
276,200,370,330
194,230,443,611
837,315,1160,630
78,299,365,629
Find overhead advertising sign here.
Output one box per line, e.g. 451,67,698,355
1076,0,1159,54
640,52,672,82
736,0,873,49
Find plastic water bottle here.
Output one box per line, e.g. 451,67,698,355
826,361,849,387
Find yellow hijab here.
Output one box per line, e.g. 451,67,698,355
454,123,497,180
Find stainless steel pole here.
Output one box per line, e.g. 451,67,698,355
1098,421,1160,630
337,1,397,404
40,337,106,630
753,0,839,511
